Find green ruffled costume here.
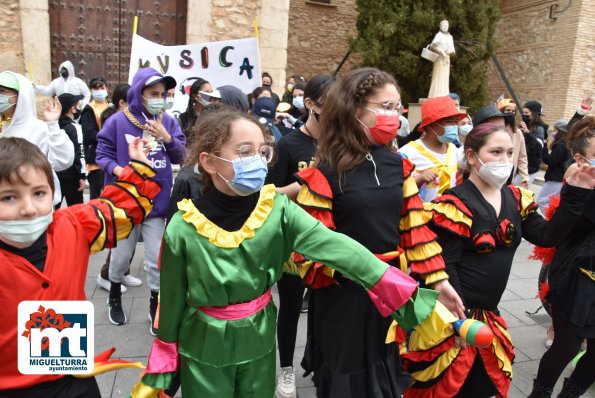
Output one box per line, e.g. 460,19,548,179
133,185,443,397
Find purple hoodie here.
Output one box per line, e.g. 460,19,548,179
96,67,186,218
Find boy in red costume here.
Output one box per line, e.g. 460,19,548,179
0,137,160,397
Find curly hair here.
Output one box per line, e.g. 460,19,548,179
566,115,595,156
315,67,397,181
184,109,270,192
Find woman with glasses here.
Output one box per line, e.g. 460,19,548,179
134,108,457,397
294,68,464,397
398,96,466,202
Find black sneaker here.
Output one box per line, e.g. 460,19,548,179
149,292,158,336
107,297,127,325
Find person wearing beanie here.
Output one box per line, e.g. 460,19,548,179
521,100,548,184
55,93,85,208
398,96,467,201
497,99,530,188
0,71,74,205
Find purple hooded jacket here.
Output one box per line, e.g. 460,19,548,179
96,68,186,218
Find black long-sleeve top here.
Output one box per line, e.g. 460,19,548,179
543,140,571,182
57,116,84,179
434,180,590,310
80,104,101,164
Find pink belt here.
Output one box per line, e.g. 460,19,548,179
198,289,272,321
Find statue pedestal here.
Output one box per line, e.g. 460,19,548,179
406,99,427,129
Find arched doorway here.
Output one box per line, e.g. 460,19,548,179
49,0,187,90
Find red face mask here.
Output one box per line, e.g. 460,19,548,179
363,113,401,145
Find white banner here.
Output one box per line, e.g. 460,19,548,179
128,34,261,115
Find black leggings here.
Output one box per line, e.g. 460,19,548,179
535,309,595,392
277,273,306,367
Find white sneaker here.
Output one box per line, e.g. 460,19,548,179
275,366,297,398
122,274,143,287
96,274,127,293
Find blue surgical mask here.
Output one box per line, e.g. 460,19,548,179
434,125,459,144
164,97,175,110
92,90,108,100
143,97,165,115
292,96,304,110
0,94,16,114
213,155,268,196
0,212,53,247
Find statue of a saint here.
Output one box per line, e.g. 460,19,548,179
427,20,455,98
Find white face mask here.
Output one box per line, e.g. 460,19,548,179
458,124,473,137
0,212,53,247
474,155,513,189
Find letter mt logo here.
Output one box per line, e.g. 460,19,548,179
18,301,94,375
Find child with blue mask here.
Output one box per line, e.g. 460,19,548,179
134,108,460,397
398,96,467,202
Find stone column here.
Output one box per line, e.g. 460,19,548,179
258,0,290,97
19,0,51,84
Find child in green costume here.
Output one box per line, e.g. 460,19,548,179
132,109,455,398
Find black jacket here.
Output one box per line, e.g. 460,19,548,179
543,140,571,182
80,104,101,164
524,125,546,174
57,115,84,179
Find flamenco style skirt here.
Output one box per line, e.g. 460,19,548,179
302,279,411,398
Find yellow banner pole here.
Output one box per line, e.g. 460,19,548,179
253,16,259,39
133,16,139,35
253,17,262,85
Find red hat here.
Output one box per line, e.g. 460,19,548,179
420,96,467,131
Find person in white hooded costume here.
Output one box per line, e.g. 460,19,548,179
35,61,91,107
0,71,75,204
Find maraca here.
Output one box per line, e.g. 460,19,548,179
453,319,494,348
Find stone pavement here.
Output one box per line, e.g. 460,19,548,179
87,176,594,398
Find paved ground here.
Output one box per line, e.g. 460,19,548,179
86,178,594,398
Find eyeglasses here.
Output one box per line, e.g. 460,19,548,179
364,100,401,116
216,144,274,164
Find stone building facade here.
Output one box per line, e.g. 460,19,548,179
487,0,594,124
2,0,593,123
285,0,359,78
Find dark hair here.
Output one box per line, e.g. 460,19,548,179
100,83,130,125
566,115,595,156
302,74,336,123
182,78,210,131
185,102,231,146
550,128,567,150
461,123,510,169
526,109,544,133
288,82,307,118
251,86,271,101
290,74,305,84
88,77,107,90
0,137,55,192
261,72,273,85
316,67,397,181
184,109,269,192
